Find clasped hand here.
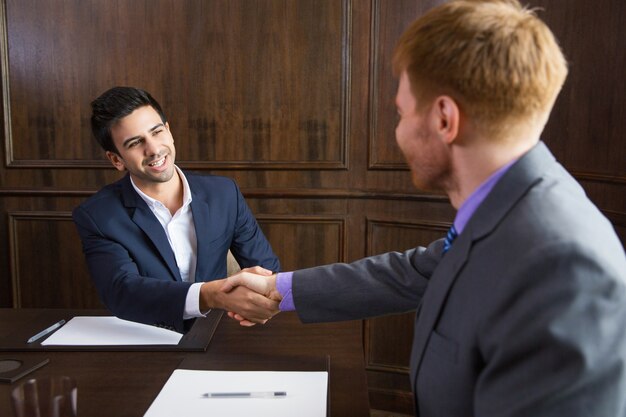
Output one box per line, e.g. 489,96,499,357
217,266,282,327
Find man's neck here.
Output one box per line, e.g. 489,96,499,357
446,132,539,209
133,170,184,215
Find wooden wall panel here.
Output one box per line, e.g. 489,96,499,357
364,219,448,413
3,0,349,169
8,211,102,308
368,0,447,169
258,216,346,270
534,0,626,181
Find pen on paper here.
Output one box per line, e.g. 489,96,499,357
27,319,66,344
201,391,287,398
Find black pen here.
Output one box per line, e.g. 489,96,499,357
27,319,66,343
201,391,287,398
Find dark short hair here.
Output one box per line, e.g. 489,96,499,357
90,87,167,154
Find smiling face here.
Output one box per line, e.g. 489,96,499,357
394,71,452,192
106,105,177,192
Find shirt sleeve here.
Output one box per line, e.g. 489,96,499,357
276,272,296,311
184,282,209,319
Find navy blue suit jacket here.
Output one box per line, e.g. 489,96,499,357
73,172,280,332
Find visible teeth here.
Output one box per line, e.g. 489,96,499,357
149,157,165,167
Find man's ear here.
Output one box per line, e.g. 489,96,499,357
431,95,460,145
105,151,126,172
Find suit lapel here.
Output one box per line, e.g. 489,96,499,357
410,142,555,400
410,228,472,387
190,185,211,283
121,175,182,282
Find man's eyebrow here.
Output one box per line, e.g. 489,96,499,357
149,123,165,133
121,123,164,147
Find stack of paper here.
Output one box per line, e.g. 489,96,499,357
41,316,182,346
144,369,328,417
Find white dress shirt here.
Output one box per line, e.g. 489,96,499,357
130,166,206,319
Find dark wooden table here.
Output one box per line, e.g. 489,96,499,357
0,309,370,416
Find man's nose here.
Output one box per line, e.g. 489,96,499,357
144,136,160,156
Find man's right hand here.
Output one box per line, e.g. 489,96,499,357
218,267,283,327
221,270,281,301
199,267,279,326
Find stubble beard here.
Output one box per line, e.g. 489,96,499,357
404,130,452,193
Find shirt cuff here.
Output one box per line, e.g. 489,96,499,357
276,272,296,311
184,282,209,319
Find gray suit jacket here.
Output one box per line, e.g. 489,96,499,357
292,142,626,417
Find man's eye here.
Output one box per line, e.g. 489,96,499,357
153,129,163,135
127,140,140,148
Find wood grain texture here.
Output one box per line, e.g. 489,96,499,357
0,0,623,414
3,0,349,169
0,309,370,417
8,211,102,308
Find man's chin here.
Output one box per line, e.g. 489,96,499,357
142,167,176,184
411,175,436,192
154,169,176,183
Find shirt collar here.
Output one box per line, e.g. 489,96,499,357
453,158,517,235
130,165,192,210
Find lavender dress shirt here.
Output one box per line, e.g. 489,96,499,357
276,159,517,311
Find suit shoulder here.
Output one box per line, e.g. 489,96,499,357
73,178,126,214
184,172,239,195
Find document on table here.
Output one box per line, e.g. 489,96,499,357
144,369,328,417
40,316,182,346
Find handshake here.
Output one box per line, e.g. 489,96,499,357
200,266,283,327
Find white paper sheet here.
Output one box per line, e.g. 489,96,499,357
143,369,328,417
40,316,182,345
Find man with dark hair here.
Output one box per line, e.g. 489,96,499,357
223,1,626,416
73,86,280,333
90,87,167,154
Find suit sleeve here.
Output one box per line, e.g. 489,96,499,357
228,180,280,272
475,241,626,417
292,239,444,322
72,205,192,333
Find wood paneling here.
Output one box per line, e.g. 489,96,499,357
0,0,624,414
530,0,626,245
8,211,102,308
368,0,447,169
258,216,346,270
363,219,448,413
534,0,626,181
2,0,350,169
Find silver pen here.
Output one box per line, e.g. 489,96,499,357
27,319,66,343
202,391,287,398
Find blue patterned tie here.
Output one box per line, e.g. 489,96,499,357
442,224,458,254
